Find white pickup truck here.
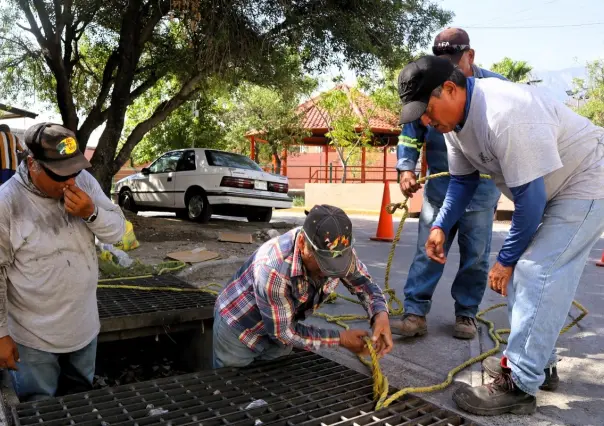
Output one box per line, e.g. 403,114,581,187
112,148,292,223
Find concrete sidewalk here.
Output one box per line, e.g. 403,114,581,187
290,214,604,426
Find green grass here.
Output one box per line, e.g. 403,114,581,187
292,196,304,207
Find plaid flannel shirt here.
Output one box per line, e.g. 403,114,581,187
215,227,388,352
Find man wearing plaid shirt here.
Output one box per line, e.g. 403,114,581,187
213,204,393,368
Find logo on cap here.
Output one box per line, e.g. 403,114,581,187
324,233,350,258
57,137,77,156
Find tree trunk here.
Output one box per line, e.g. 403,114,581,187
270,143,281,175
341,162,347,183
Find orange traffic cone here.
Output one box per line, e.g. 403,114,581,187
597,250,604,267
370,182,395,242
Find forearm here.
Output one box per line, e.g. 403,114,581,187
433,171,480,235
342,271,388,319
498,178,547,266
86,204,126,244
396,142,421,172
286,322,341,350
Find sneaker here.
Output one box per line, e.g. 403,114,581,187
389,314,427,337
453,316,477,339
483,356,559,391
453,368,537,416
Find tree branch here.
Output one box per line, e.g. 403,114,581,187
31,0,55,41
17,0,46,48
112,74,204,171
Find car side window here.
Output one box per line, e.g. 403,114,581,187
176,150,196,172
149,151,183,173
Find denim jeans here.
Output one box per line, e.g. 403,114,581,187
404,197,494,318
10,338,97,402
505,198,604,396
212,309,292,368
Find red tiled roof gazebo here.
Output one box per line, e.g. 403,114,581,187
246,85,404,183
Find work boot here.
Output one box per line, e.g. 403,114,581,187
453,316,477,339
483,356,560,391
453,366,537,416
389,314,427,337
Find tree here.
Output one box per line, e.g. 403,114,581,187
574,60,604,127
315,85,374,183
219,79,316,174
490,57,533,83
0,0,452,191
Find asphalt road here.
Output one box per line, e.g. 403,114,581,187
273,211,604,426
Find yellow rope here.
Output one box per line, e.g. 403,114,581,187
316,171,589,410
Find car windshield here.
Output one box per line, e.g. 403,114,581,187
205,150,263,172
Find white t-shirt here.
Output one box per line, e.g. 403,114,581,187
445,78,604,201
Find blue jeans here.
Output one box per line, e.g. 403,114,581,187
505,199,604,396
212,310,292,368
10,338,97,402
404,197,494,318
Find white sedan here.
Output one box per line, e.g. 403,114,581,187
112,148,292,223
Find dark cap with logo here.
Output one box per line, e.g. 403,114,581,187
302,204,355,277
24,123,91,176
397,55,456,125
432,27,471,64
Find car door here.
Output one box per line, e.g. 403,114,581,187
173,150,198,209
139,151,181,207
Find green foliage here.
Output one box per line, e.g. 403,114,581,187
218,80,316,171
317,86,374,182
0,0,452,189
490,57,533,83
574,60,604,127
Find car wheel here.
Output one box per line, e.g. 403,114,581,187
247,208,272,223
186,191,212,223
119,189,138,213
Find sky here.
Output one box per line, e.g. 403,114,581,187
3,0,604,146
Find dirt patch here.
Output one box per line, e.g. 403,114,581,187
116,211,296,282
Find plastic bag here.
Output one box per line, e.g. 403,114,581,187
114,220,139,252
98,243,134,267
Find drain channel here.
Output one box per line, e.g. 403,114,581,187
12,351,482,426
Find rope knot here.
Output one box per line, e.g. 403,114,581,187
386,202,408,215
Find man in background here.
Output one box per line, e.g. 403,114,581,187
0,124,25,185
391,28,507,340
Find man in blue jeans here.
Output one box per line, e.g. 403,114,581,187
391,28,506,339
398,55,604,415
0,123,125,401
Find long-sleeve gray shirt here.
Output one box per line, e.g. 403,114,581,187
0,162,126,353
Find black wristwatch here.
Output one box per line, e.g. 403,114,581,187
84,206,98,223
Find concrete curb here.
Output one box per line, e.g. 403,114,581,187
279,207,387,217
177,256,248,279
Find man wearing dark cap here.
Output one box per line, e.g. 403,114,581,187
398,55,604,415
392,28,506,340
213,204,393,367
0,123,126,401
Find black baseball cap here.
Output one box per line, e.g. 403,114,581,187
432,27,471,64
24,123,91,176
397,55,456,124
302,204,355,277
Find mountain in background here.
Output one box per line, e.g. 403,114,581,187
531,66,588,103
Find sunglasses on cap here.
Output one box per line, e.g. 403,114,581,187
432,44,470,56
303,231,355,258
40,163,81,182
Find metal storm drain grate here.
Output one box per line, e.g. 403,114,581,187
97,275,216,319
12,351,482,426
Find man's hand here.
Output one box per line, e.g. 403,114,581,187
339,329,370,355
64,185,95,219
0,336,19,370
399,171,422,198
489,262,514,296
371,311,393,357
425,228,447,264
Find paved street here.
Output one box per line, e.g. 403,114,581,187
274,211,604,426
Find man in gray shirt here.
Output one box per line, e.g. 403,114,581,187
397,56,604,416
0,123,126,401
